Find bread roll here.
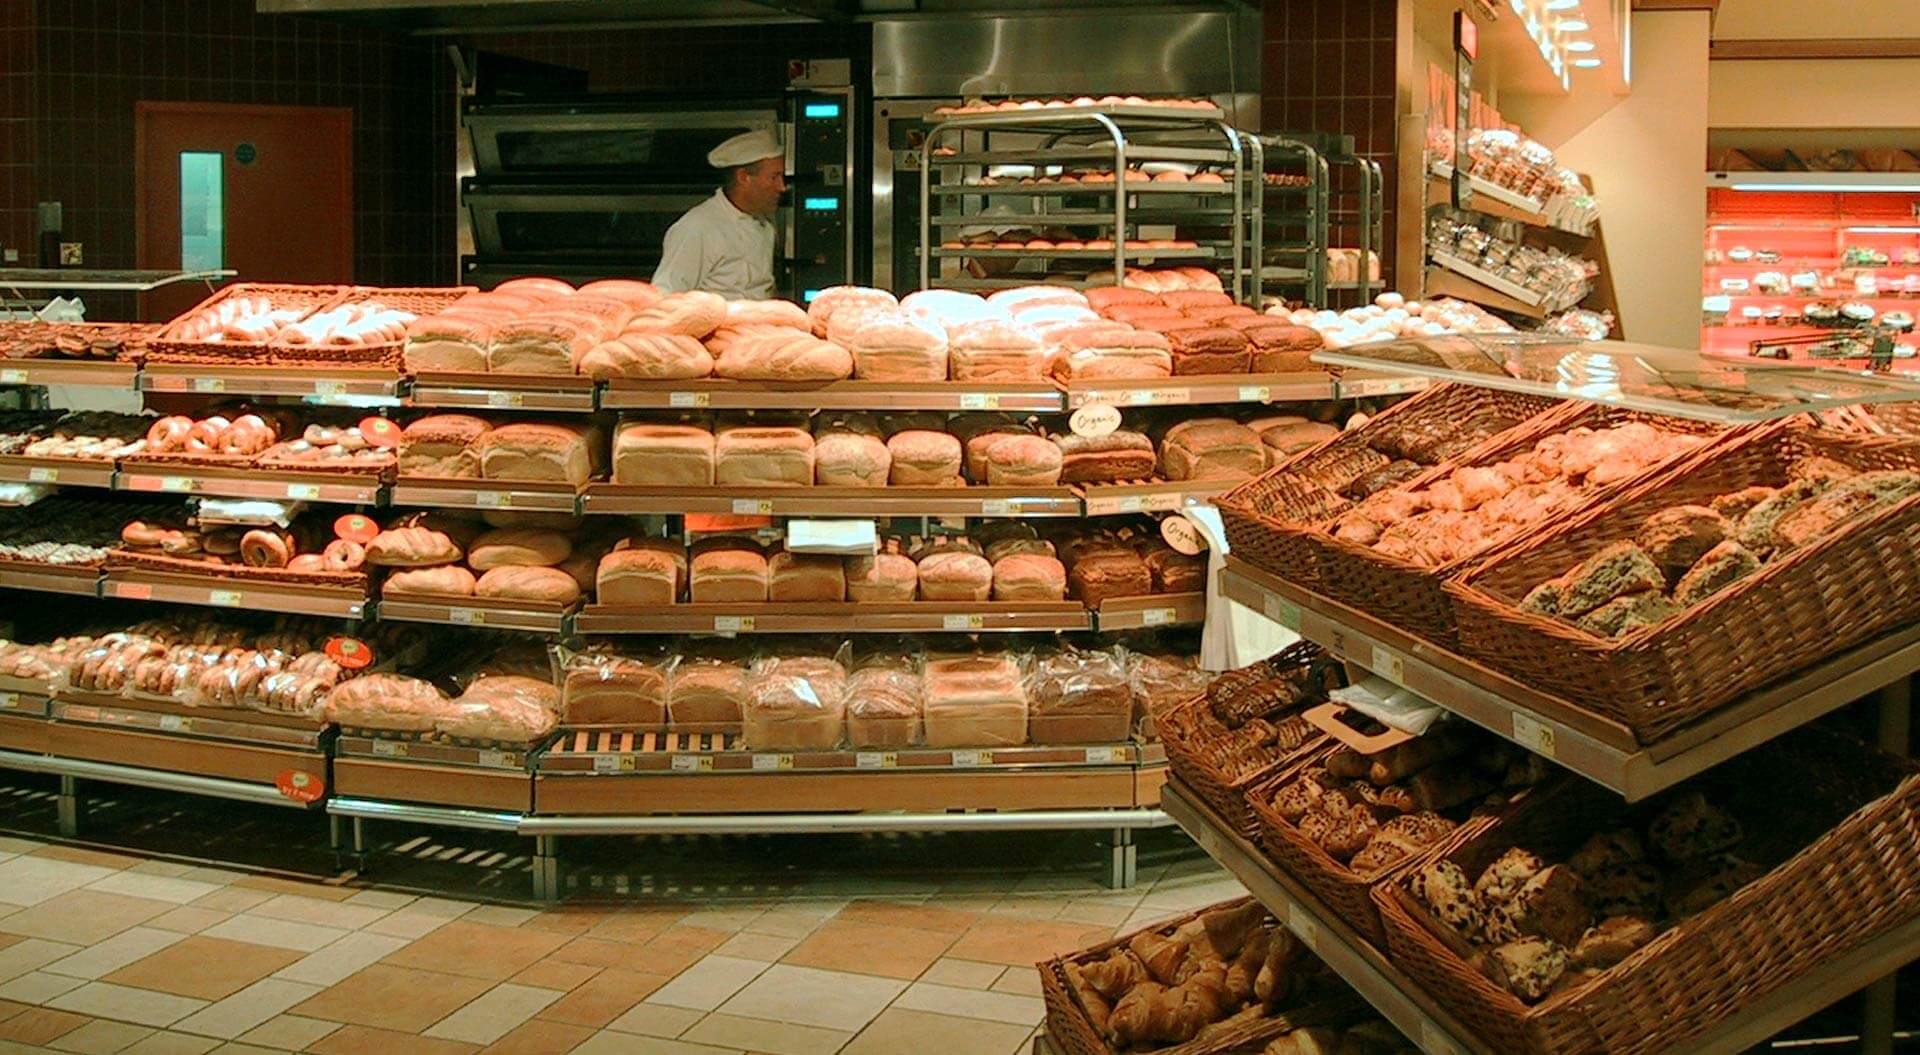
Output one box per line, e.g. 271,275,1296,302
383,564,477,597
983,434,1064,486
1162,419,1264,481
768,551,847,602
807,286,899,338
715,426,814,488
814,430,891,487
479,423,599,484
992,553,1067,601
846,313,950,381
596,545,685,605
712,328,854,382
690,544,769,602
366,525,463,567
405,315,491,373
918,551,993,601
475,565,583,604
887,430,963,486
614,423,715,486
625,290,727,339
846,552,918,601
468,528,572,570
577,332,714,380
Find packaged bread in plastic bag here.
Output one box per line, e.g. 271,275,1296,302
556,643,675,728
323,673,450,734
438,673,560,743
922,651,1029,748
1028,644,1132,744
744,648,848,750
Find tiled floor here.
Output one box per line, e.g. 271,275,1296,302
0,831,1244,1054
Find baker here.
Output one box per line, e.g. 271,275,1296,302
652,129,785,300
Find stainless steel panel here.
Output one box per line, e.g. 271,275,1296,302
466,102,779,178
465,185,709,260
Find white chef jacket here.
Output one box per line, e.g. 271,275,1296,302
653,188,777,300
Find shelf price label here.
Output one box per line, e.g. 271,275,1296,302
668,391,711,408
670,754,713,772
208,589,243,608
731,499,774,515
448,607,485,626
477,750,513,769
26,467,57,483
979,499,1011,516
1084,746,1123,764
1370,645,1406,684
942,613,986,631
1237,385,1272,403
160,476,193,493
313,380,347,398
751,753,794,771
1511,712,1558,758
0,369,26,385
592,754,619,773
285,483,321,500
1141,607,1178,627
486,390,525,408
855,751,898,769
713,616,755,632
158,714,188,732
958,392,1001,410
1261,593,1301,629
475,491,513,509
951,749,992,767
0,692,19,711
371,740,408,758
193,377,226,393
1344,376,1426,399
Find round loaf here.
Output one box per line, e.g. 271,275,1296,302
887,430,963,485
918,551,993,601
815,430,891,487
596,546,684,605
724,299,810,330
845,552,918,602
384,565,477,597
366,525,464,567
475,565,582,604
577,332,713,380
468,528,572,570
712,329,854,382
576,279,662,308
493,277,575,301
983,433,1064,486
992,553,1067,601
807,286,899,338
627,290,727,339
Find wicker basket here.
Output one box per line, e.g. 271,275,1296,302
1297,404,1731,647
1372,727,1920,1055
107,549,368,590
1215,384,1562,593
1447,421,1920,743
345,285,476,316
147,284,349,365
265,287,471,370
1038,895,1362,1055
1158,643,1335,838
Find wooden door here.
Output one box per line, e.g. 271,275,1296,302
135,102,353,323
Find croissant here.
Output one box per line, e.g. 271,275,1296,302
1079,950,1149,1001
1064,963,1111,1034
1265,1027,1340,1055
1154,962,1230,1044
1107,981,1167,1048
1129,930,1191,986
1255,927,1305,1004
1225,928,1271,1005
1200,901,1269,960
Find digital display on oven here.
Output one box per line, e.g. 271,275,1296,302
803,197,839,212
803,103,841,119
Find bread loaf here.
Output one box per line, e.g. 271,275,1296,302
401,414,489,477
1070,551,1152,605
1055,431,1157,484
1162,419,1264,481
625,290,727,339
845,552,918,601
1169,327,1251,375
846,313,950,382
489,312,612,374
366,525,463,567
1028,650,1131,743
987,286,1088,313
479,423,599,484
807,286,899,339
923,656,1028,747
690,543,769,602
744,656,847,750
982,433,1064,486
493,277,576,301
887,430,963,486
468,528,572,570
949,319,1045,381
669,660,747,730
576,279,663,309
846,666,922,748
1085,287,1163,313
712,329,854,381
814,429,891,487
900,289,1004,330
562,655,668,726
991,553,1067,601
596,545,685,605
325,673,448,733
724,299,810,330
405,315,491,373
614,423,715,486
382,564,477,597
1048,327,1173,381
577,332,714,380
714,426,814,488
918,551,993,601
768,551,847,602
475,565,583,604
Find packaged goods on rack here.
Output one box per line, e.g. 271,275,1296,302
744,651,849,750
0,321,157,361
0,411,148,460
1375,727,1920,1055
1431,127,1599,233
1537,308,1613,342
0,496,176,568
145,284,353,366
1449,421,1920,741
320,634,562,744
113,505,370,582
1260,294,1512,355
130,407,400,474
1428,212,1598,313
374,509,616,606
0,635,97,682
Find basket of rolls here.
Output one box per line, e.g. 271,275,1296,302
148,284,350,364
1373,726,1920,1055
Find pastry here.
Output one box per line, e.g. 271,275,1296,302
1556,542,1666,618
1638,506,1731,579
1576,591,1680,638
1646,791,1742,861
1569,915,1657,970
1485,937,1569,1002
1672,539,1760,607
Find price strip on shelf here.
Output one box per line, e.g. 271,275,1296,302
1070,402,1121,438
669,391,711,408
1141,607,1178,627
1133,387,1191,406
475,491,513,509
958,392,1001,410
207,589,243,608
193,377,226,394
158,714,188,732
942,613,986,631
371,740,408,758
477,750,513,769
0,369,25,385
160,476,194,493
1284,902,1320,951
979,499,1011,516
671,754,714,772
752,753,795,771
1160,513,1207,555
856,752,898,769
486,390,525,408
732,499,774,515
1511,711,1558,758
951,749,992,767
114,583,153,601
1237,385,1272,403
313,380,347,398
591,754,619,773
285,483,321,501
1084,746,1123,764
26,467,56,483
0,692,18,711
1369,645,1406,685
1343,376,1426,399
714,616,755,632
448,607,485,626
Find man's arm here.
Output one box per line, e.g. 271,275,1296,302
652,220,708,293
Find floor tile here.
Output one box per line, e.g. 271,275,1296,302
0,1006,91,1045
400,898,480,920
205,1043,283,1055
0,940,82,984
739,911,824,941
943,918,1112,968
305,1024,479,1055
476,1019,594,1055
641,957,766,1014
462,907,539,929
271,933,412,988
1051,901,1134,927
289,965,493,1034
713,965,904,1032
198,917,346,955
32,847,144,871
570,1033,735,1055
127,862,193,879
116,1033,219,1055
186,891,271,915
917,958,1005,990
603,1002,702,1039
0,970,86,1003
175,868,246,888
383,923,568,984
243,896,390,933
84,875,222,908
535,969,666,1029
47,1017,155,1054
680,1013,848,1055
0,838,41,856
424,984,563,1046
105,938,303,1001
519,911,607,938
986,898,1068,921
1138,874,1246,912
892,981,1043,1026
543,940,632,971
580,908,689,947
46,929,186,981
507,961,598,993
142,909,229,937
0,891,174,946
628,928,728,978
708,933,795,963
780,921,954,981
228,879,355,904
833,901,981,936
363,911,454,941
49,983,210,1029
672,909,762,935
837,1008,1032,1055
232,1015,337,1052
988,969,1042,997
170,979,321,1040
341,890,417,911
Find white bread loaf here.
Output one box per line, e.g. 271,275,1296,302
576,279,663,308
724,299,810,330
714,426,814,487
576,332,714,380
478,422,600,484
807,286,899,339
846,312,950,382
404,314,491,373
614,422,715,486
493,277,575,301
712,329,853,382
626,290,727,339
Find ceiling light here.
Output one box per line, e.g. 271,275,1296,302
1573,57,1602,67
1558,18,1589,30
1545,0,1580,9
1566,39,1596,52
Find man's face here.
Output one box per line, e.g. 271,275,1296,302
732,156,787,217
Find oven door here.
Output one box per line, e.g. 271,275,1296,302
465,98,781,181
464,182,712,274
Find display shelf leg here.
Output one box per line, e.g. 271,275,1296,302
56,775,79,837
533,835,560,902
1863,677,1911,1055
1103,827,1137,890
351,817,369,873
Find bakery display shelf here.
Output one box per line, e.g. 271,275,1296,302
537,728,1145,775
100,568,369,619
0,560,103,596
389,476,582,513
929,246,1218,261
0,676,51,718
1427,164,1595,237
53,690,326,751
332,734,539,813
0,455,114,489
1335,372,1433,400
573,600,1092,635
1093,591,1206,631
580,483,1082,519
600,378,1064,413
927,205,1238,224
1219,556,1920,801
140,363,404,402
375,594,575,634
931,182,1235,198
1063,372,1336,409
1163,782,1494,1055
337,731,540,772
1424,258,1552,319
1078,478,1228,517
0,359,138,389
928,146,1240,167
117,463,383,505
930,102,1226,127
405,372,597,414
0,267,234,292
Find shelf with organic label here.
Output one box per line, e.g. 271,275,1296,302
1078,479,1229,517
580,484,1082,519
99,567,370,619
1218,556,1920,801
573,600,1092,635
600,379,1064,413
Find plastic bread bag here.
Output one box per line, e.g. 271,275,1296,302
253,663,339,721
668,656,750,736
1121,634,1212,736
436,674,561,744
743,650,849,751
1026,643,1132,744
182,648,281,709
920,649,1029,749
322,673,450,734
845,665,923,749
458,638,557,687
554,641,677,728
59,632,165,695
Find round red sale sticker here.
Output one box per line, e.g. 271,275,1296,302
359,417,401,449
325,636,374,670
275,769,325,804
335,513,378,544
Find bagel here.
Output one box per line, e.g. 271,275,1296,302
322,539,365,572
240,529,292,568
286,555,329,573
160,530,203,557
121,520,167,547
145,416,193,450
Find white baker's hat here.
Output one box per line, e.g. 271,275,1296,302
708,130,785,169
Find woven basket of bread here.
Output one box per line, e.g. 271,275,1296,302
1158,641,1340,838
1372,726,1920,1055
1215,384,1562,594
147,284,349,365
345,285,475,317
106,549,368,590
1038,896,1365,1055
1298,404,1730,648
1447,419,1920,743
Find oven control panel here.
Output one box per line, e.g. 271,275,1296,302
788,90,853,304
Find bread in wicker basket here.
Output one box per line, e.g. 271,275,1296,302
1372,726,1920,1055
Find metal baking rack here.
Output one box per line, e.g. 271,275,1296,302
919,108,1258,304
599,379,1064,413
1256,134,1383,310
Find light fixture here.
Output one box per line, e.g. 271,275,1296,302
1558,18,1590,30
1573,57,1602,67
1545,0,1579,9
1566,39,1597,52
1731,183,1920,193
